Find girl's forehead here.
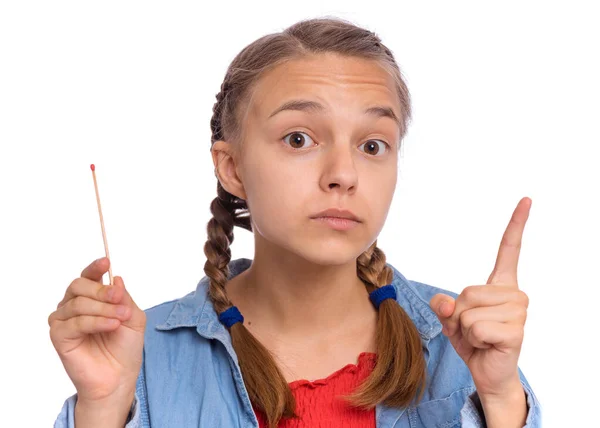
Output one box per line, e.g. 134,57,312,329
249,54,399,121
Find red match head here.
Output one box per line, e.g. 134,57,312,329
90,164,95,171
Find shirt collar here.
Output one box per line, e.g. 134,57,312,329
155,258,442,341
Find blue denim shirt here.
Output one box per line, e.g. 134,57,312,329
55,258,541,427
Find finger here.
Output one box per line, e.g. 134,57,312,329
56,257,112,309
459,303,528,329
430,293,456,320
56,275,122,310
49,296,131,326
52,315,121,341
459,303,527,347
111,276,146,330
488,197,532,286
446,285,527,336
464,320,524,350
80,257,111,282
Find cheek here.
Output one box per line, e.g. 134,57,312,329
242,160,308,230
363,169,396,226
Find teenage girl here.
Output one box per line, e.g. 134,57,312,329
51,17,540,428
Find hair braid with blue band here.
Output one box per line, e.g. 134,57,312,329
219,306,244,328
369,284,397,309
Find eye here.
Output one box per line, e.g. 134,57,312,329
282,131,315,149
359,139,388,156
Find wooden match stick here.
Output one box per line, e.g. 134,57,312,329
90,164,114,286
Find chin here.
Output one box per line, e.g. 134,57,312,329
287,235,373,266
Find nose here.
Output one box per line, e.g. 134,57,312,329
319,145,358,194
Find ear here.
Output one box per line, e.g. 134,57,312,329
211,140,248,200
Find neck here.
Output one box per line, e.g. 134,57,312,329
226,241,376,340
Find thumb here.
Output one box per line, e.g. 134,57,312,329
113,276,146,332
430,293,456,320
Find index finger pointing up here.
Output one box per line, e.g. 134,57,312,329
487,197,532,287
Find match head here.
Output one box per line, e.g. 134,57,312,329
90,164,95,171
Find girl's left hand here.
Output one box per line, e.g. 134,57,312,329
430,197,532,398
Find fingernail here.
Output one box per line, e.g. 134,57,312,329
106,286,115,300
95,257,104,265
116,305,127,316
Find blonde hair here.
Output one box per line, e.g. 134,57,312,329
204,17,426,428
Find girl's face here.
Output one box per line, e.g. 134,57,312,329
217,53,402,265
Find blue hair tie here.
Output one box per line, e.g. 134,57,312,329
369,284,396,309
218,306,244,328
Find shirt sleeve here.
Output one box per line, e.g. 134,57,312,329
125,393,142,427
53,392,142,428
53,393,76,428
460,369,542,427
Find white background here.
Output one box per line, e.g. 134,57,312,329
1,1,598,426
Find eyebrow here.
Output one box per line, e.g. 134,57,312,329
267,99,401,128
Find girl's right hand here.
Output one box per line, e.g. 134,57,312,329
48,257,147,406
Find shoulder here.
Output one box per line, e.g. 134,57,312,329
388,261,458,301
406,279,459,302
139,270,235,345
387,262,459,340
142,289,199,331
143,297,183,322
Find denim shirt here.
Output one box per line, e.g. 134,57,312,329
54,258,541,427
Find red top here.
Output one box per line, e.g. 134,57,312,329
254,352,377,427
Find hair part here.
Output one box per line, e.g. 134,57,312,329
204,17,425,428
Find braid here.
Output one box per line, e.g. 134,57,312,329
345,240,427,408
217,182,252,232
356,241,394,291
203,184,252,313
203,195,235,314
210,80,232,145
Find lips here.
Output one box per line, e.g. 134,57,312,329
310,208,361,222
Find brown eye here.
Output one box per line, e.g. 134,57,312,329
283,131,314,149
359,140,387,156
